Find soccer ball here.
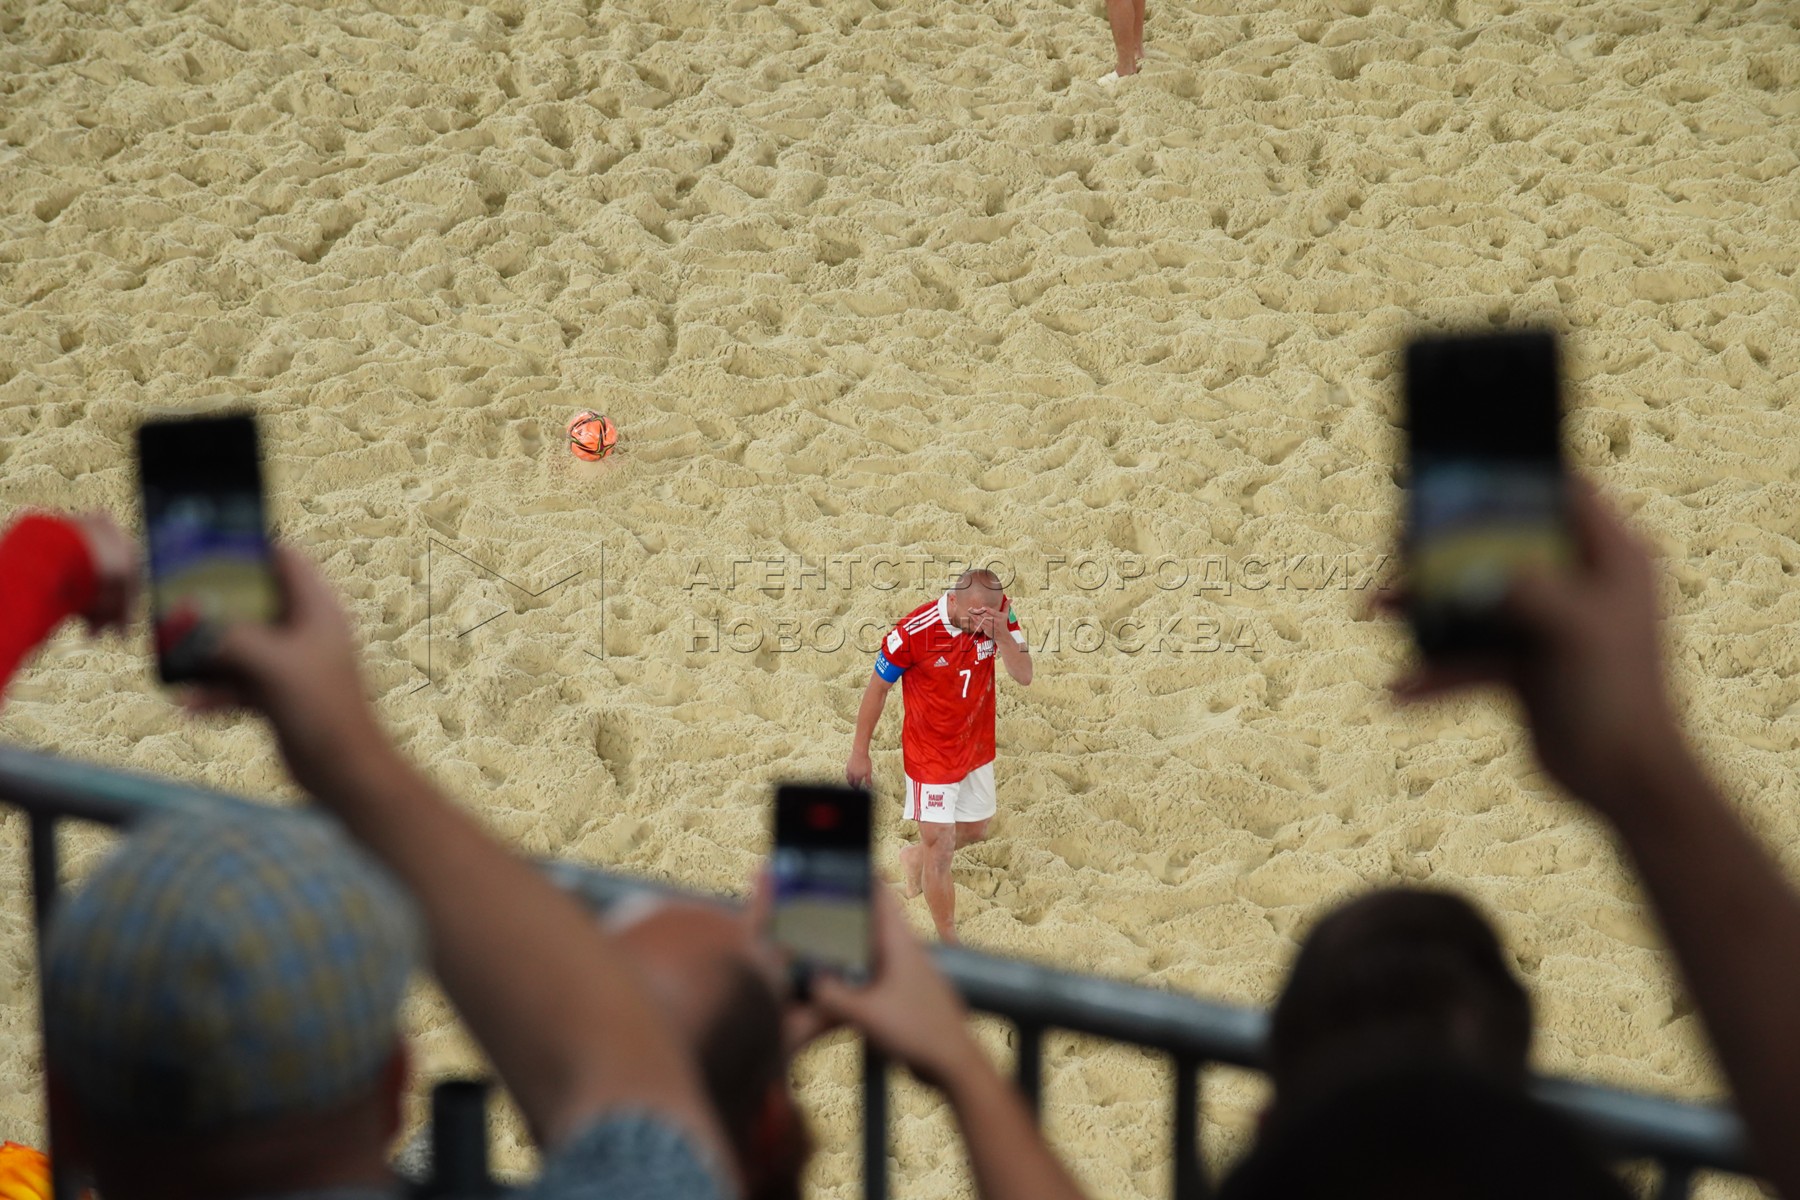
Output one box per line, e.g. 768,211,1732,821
567,410,618,461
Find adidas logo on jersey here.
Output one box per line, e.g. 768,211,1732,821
934,656,950,667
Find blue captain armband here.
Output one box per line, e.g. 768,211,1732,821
874,650,904,682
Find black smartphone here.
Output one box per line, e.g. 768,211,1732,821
1403,330,1574,661
770,784,873,987
136,413,279,684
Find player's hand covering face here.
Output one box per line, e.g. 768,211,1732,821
969,603,1006,641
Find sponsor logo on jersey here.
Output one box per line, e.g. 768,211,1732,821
887,629,903,653
934,656,949,667
977,640,996,661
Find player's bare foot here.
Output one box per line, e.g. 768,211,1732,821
899,843,924,899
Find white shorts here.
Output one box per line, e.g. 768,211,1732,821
904,762,996,825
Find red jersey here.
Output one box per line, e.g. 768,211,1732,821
874,593,1023,784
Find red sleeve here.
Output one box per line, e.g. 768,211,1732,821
881,622,916,671
0,514,98,699
1003,594,1024,643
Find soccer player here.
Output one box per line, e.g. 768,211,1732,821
846,568,1032,944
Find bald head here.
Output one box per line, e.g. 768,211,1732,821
954,567,1003,600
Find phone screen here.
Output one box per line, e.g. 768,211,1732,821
771,784,872,984
1404,331,1573,660
136,413,278,683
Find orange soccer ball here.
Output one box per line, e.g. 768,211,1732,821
567,410,619,461
0,1141,50,1200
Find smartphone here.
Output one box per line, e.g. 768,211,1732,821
1403,330,1574,661
770,784,873,986
136,413,279,683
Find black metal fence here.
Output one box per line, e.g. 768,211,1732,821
0,743,1753,1199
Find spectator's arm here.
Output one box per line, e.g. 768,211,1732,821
813,885,1089,1200
1590,733,1800,1196
192,548,737,1185
939,1052,1084,1200
0,514,98,692
1389,481,1800,1194
310,739,733,1161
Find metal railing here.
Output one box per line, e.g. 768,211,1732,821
0,743,1755,1199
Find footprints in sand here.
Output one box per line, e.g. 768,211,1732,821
293,206,359,265
593,717,638,795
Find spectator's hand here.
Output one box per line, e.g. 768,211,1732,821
1387,480,1679,816
745,866,847,1057
73,512,138,635
180,545,384,794
846,747,874,790
811,882,978,1092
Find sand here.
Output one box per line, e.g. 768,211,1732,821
2,0,1799,1193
